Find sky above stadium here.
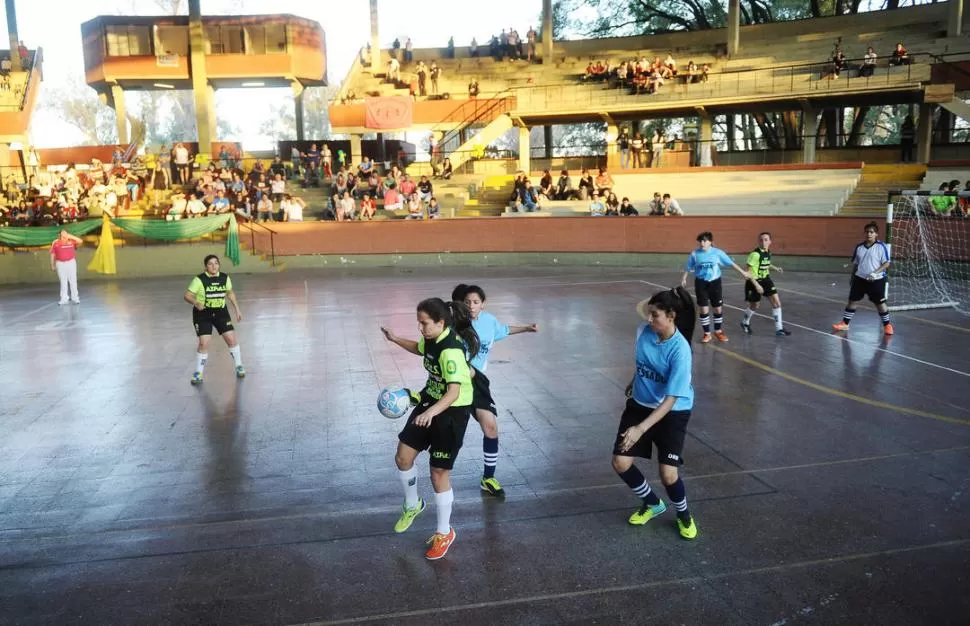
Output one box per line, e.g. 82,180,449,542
7,0,543,148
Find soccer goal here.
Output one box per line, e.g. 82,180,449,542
885,190,970,313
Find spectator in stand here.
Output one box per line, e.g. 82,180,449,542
360,193,377,220
406,192,424,219
392,37,401,59
588,193,606,216
17,40,28,65
338,190,356,221
618,129,631,169
447,36,456,59
441,158,454,180
526,26,537,62
470,37,479,57
700,63,710,82
270,173,286,204
321,143,333,178
900,114,916,162
468,78,480,99
174,142,190,185
605,192,620,215
430,62,442,95
416,61,428,96
620,197,639,216
405,37,413,63
0,55,10,78
663,193,684,215
427,196,441,219
518,180,539,212
399,173,417,198
280,194,305,221
631,132,645,168
929,182,955,216
387,56,401,82
860,46,877,77
577,168,594,200
890,42,909,66
539,170,553,200
384,184,403,211
555,169,573,200
595,167,614,196
832,47,846,79
256,193,274,222
211,189,231,214
651,129,666,168
417,175,434,203
648,192,664,215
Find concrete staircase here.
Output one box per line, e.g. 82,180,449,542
839,163,926,216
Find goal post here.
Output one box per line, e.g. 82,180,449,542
885,190,970,313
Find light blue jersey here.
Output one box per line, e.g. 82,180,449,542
470,311,510,372
685,247,735,282
632,323,693,412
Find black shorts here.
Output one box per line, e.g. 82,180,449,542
745,276,778,303
613,399,690,466
193,307,234,336
398,402,472,470
848,275,887,305
471,368,497,415
694,277,723,308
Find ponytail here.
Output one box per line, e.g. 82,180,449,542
448,300,481,359
417,297,481,359
647,286,696,345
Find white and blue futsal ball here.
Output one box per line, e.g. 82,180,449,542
378,387,412,419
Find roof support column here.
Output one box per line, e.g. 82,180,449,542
727,0,741,58
292,81,305,141
916,103,934,164
189,0,213,154
802,109,819,164
5,0,21,71
948,0,963,37
370,0,381,73
542,0,554,63
518,123,531,174
110,84,129,145
696,108,713,167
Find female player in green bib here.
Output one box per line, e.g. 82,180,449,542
183,254,245,384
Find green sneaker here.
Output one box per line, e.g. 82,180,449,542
628,500,666,525
235,365,246,378
678,515,698,540
480,476,505,497
393,499,426,533
190,372,203,385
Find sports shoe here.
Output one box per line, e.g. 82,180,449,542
883,323,894,336
678,515,698,540
190,372,203,385
740,322,752,335
628,500,667,525
832,321,850,331
714,330,729,342
425,527,456,560
775,328,792,336
406,388,421,405
393,499,426,533
700,333,712,343
480,477,505,497
235,365,246,378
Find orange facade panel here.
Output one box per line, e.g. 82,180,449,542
97,55,190,82
329,97,515,130
0,61,42,137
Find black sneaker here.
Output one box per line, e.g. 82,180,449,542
740,321,752,335
775,328,792,336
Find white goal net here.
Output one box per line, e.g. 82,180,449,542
887,191,970,313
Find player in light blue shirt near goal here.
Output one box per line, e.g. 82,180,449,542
681,231,759,343
452,284,538,497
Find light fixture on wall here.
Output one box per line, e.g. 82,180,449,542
153,83,175,89
241,81,265,87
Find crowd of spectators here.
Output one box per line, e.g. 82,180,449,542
927,179,970,217
829,40,911,79
584,54,710,95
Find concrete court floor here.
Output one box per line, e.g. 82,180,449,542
0,266,969,625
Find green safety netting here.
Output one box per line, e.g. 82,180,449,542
0,214,241,271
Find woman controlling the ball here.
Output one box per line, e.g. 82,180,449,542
380,298,480,560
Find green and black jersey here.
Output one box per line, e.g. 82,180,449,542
746,248,772,280
417,328,473,406
187,272,233,309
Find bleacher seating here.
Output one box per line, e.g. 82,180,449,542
920,166,970,191
495,167,862,217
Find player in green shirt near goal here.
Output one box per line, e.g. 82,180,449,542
740,232,791,336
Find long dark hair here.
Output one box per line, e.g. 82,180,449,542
647,286,696,345
451,283,486,303
417,297,481,359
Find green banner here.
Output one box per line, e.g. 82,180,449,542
1,214,242,266
0,219,102,246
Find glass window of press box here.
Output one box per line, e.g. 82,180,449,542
205,24,287,54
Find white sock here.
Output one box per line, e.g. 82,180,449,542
399,467,419,509
195,352,208,373
772,307,783,330
434,488,454,535
743,308,755,324
229,345,242,367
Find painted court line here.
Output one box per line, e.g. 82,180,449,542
3,301,57,326
638,279,970,379
305,538,970,625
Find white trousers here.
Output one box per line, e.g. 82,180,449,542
56,259,79,303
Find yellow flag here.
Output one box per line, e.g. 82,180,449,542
87,215,117,274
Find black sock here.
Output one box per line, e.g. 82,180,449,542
664,478,691,523
618,466,661,506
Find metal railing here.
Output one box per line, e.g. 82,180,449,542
244,219,277,266
430,90,515,157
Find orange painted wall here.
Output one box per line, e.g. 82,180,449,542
245,216,900,259
0,64,42,136
329,97,515,129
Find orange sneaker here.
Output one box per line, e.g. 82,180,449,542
714,330,729,342
700,333,712,343
832,322,850,331
884,323,894,335
425,527,456,560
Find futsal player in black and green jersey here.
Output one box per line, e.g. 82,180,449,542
183,254,245,384
381,298,480,560
740,232,791,336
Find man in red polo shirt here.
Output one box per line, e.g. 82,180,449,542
50,230,83,305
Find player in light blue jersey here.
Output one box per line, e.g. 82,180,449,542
452,284,538,497
613,286,698,540
681,231,759,343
